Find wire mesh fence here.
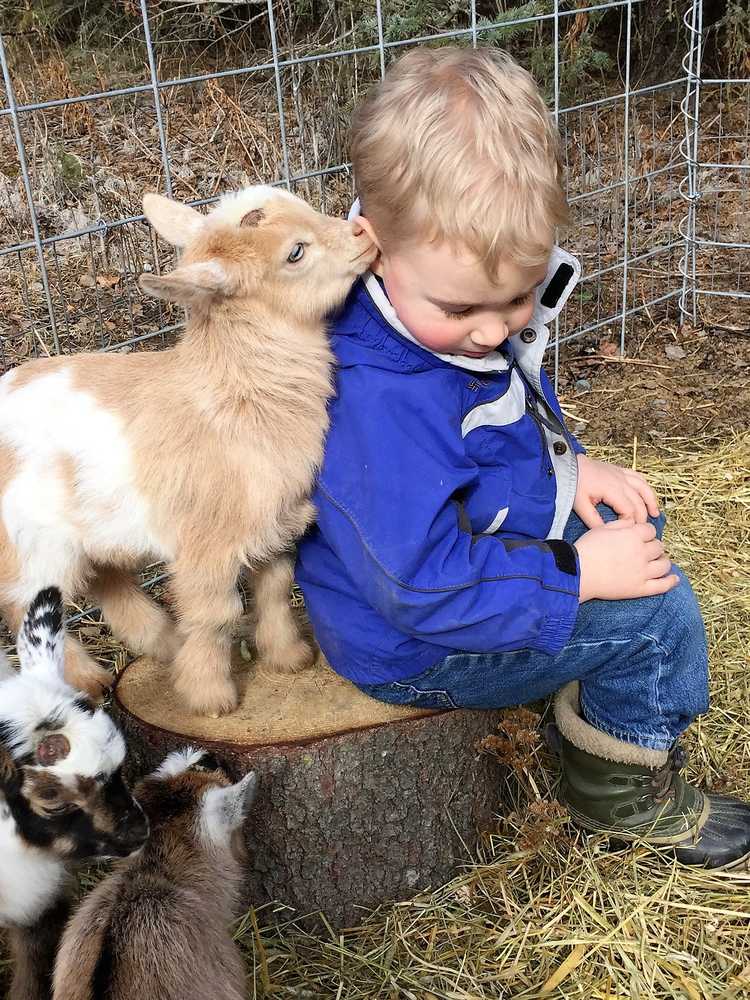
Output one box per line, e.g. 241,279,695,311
0,1,747,381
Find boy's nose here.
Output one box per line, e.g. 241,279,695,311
471,321,508,349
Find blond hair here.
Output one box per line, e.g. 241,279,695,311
350,46,568,275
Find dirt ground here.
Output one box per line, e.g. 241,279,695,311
557,317,750,448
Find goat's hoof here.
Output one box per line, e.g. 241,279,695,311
176,679,239,719
260,639,317,674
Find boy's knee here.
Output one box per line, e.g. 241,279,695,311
642,573,708,711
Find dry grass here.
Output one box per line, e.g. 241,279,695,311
229,433,750,1000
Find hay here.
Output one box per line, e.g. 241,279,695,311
233,433,750,999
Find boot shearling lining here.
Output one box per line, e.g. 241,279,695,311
554,681,669,768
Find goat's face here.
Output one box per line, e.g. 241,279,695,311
0,589,148,860
139,185,378,323
136,747,257,861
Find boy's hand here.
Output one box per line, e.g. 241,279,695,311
574,519,679,602
574,454,660,528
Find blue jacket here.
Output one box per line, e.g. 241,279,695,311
296,247,585,685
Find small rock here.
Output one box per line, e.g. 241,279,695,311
665,343,687,361
78,273,95,288
118,344,133,354
574,378,591,393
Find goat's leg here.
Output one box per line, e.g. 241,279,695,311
252,554,316,673
170,557,242,717
63,635,114,700
8,893,72,1000
88,566,181,663
1,600,111,700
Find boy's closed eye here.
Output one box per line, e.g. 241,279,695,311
439,290,533,320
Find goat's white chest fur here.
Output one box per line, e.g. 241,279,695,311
0,801,67,927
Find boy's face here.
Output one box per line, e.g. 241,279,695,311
361,226,548,358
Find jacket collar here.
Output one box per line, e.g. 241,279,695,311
348,198,580,374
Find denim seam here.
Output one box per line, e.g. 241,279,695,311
572,630,673,750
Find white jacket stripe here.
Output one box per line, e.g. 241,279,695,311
461,368,526,437
483,506,509,533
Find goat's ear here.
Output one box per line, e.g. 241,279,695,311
142,192,203,248
199,771,258,844
16,587,65,681
139,261,234,305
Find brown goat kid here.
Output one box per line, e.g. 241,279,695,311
53,748,257,1000
0,186,376,715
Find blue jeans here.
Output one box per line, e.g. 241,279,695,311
356,507,709,751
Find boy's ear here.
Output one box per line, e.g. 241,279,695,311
143,192,204,248
139,260,235,305
353,215,383,275
353,214,381,250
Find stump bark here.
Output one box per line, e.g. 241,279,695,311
113,652,504,928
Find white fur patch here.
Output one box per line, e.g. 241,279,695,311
0,368,170,605
0,647,14,682
153,746,205,780
0,804,68,926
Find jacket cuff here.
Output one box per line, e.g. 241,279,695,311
531,590,580,654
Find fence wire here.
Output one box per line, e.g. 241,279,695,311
0,1,747,378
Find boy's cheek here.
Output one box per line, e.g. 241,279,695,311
511,301,535,334
405,318,465,353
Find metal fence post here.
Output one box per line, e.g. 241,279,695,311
679,0,704,327
0,34,60,354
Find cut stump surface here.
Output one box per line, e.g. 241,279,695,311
113,653,504,928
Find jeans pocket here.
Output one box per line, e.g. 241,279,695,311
359,664,459,710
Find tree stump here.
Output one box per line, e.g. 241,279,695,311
113,651,504,928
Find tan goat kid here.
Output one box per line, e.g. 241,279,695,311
0,186,376,716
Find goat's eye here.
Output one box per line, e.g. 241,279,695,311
287,243,305,264
36,733,70,766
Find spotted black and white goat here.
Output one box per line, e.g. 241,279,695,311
0,588,148,1000
54,747,257,1000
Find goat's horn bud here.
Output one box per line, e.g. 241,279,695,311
240,209,265,228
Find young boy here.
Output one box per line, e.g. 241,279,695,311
296,46,750,867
